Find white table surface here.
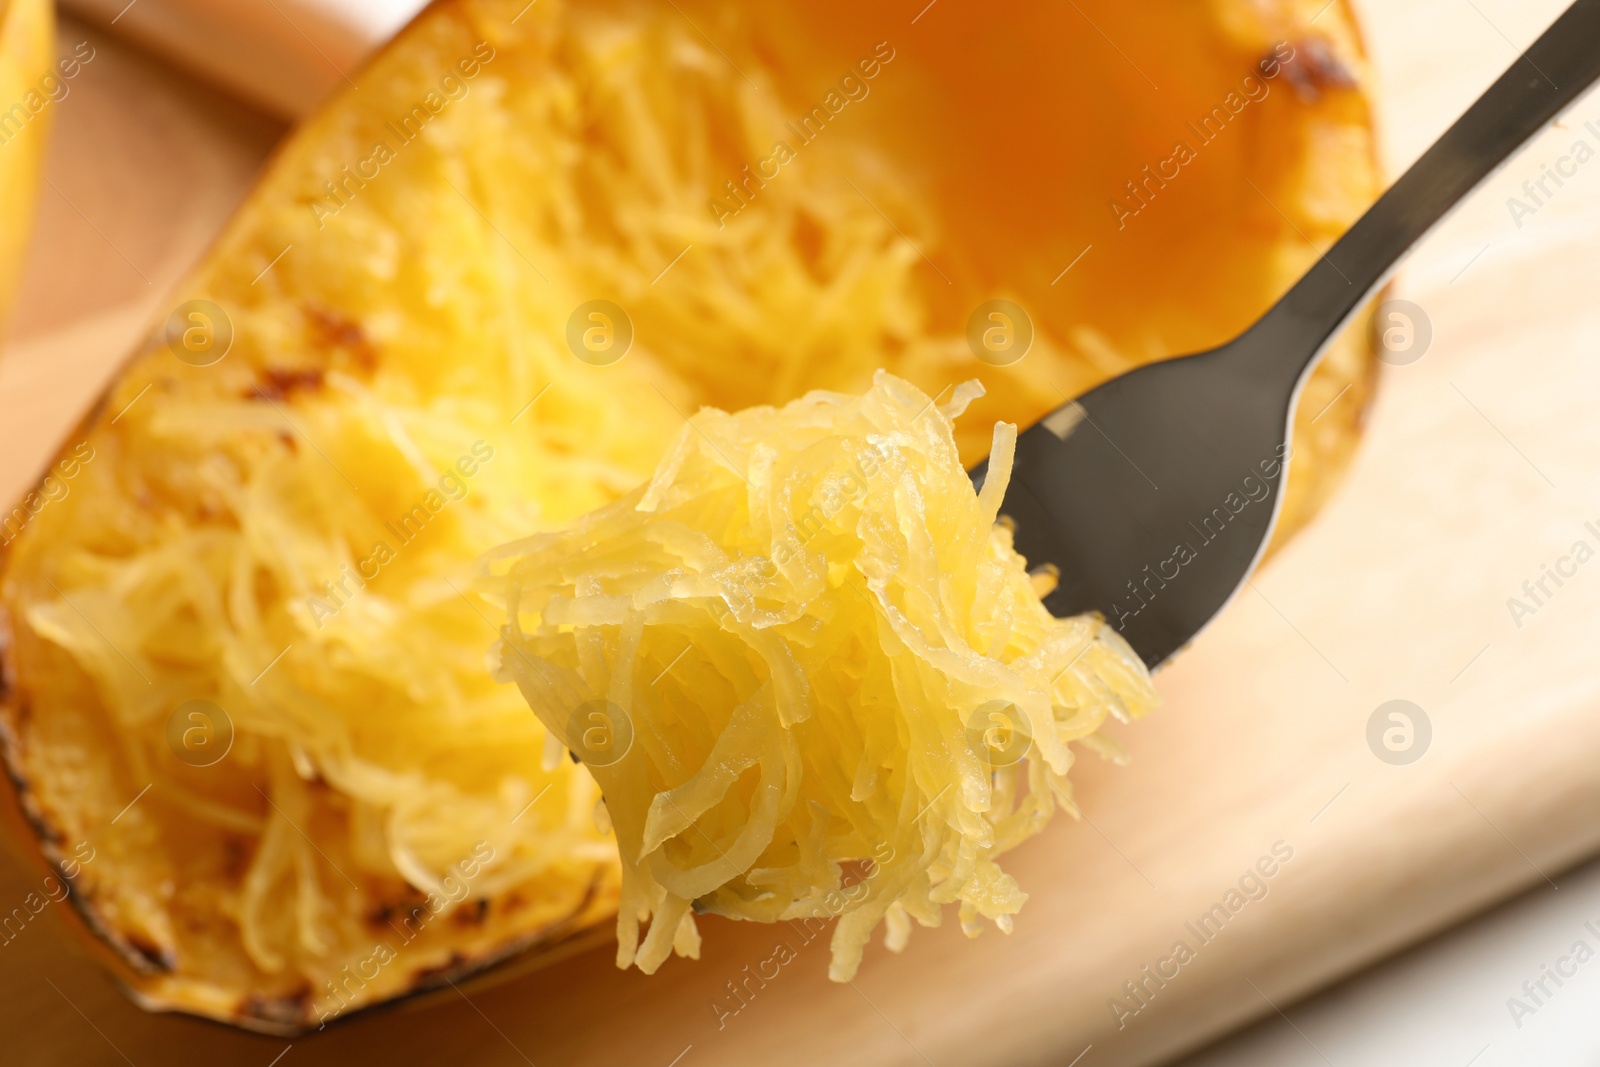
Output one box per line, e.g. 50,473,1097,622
1176,855,1600,1066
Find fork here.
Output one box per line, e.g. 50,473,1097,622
975,0,1600,668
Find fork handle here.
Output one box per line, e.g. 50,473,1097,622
1246,0,1600,383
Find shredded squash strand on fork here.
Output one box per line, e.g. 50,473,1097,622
488,372,1157,980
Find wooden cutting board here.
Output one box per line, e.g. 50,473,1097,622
4,3,1599,1065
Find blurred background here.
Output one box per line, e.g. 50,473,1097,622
2,0,1598,1063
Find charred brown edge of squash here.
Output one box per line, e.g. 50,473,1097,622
0,0,1384,1033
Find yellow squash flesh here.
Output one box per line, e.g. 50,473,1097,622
0,0,56,334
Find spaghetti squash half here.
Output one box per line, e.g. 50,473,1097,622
0,0,1379,1031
